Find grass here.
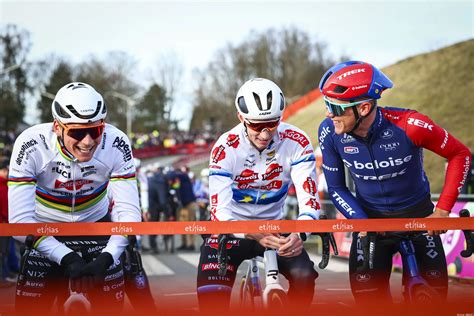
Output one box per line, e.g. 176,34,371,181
286,39,474,192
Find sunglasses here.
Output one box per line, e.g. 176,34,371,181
244,119,280,133
323,96,372,116
59,121,105,141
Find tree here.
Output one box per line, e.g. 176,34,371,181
37,60,73,123
190,26,339,131
0,24,32,134
134,83,168,132
76,51,140,131
149,51,183,126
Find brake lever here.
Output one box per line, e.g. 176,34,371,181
357,232,376,272
459,209,473,258
18,234,35,286
217,234,229,277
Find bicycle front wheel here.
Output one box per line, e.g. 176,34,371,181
239,276,254,309
411,284,440,304
265,289,287,309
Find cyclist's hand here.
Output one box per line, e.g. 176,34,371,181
245,233,281,249
277,233,303,257
427,208,449,235
61,252,88,293
79,252,114,289
142,211,150,222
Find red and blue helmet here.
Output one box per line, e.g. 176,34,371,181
319,61,393,100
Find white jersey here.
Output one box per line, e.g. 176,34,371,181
8,123,141,264
209,122,321,223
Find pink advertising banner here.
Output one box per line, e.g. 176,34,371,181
392,201,473,279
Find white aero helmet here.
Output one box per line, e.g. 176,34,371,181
52,82,107,124
235,78,285,121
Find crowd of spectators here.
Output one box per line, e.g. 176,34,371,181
130,129,216,150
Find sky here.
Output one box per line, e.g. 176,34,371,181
1,0,473,128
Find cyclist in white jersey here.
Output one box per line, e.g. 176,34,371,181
8,82,142,314
197,78,321,311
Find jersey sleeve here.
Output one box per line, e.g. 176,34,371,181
404,112,472,212
208,138,236,221
106,132,142,260
288,132,321,221
8,131,75,264
318,122,368,219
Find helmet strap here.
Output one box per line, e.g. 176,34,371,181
348,101,376,134
58,127,75,160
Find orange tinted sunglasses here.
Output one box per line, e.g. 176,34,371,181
58,120,105,141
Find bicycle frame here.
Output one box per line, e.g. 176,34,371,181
398,238,433,302
240,249,286,309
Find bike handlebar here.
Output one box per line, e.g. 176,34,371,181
459,209,473,258
217,234,229,277
357,209,473,271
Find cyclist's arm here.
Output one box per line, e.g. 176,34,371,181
107,135,142,261
318,122,367,219
208,167,235,222
290,138,321,221
8,132,75,264
403,112,472,212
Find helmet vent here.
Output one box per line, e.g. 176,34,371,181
54,101,71,118
66,102,102,119
252,93,262,111
279,93,285,110
237,96,249,114
101,101,107,114
266,91,273,110
333,85,347,94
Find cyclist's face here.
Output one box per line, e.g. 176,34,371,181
54,120,104,162
238,114,278,151
325,97,358,135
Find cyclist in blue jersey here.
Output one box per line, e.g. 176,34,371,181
317,61,471,304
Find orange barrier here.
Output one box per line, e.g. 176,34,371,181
0,217,472,236
282,88,322,121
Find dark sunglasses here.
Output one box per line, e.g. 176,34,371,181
244,119,280,133
59,121,105,141
323,96,372,116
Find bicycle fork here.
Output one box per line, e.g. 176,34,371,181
399,239,429,302
262,250,286,308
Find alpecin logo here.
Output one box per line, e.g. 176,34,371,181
111,223,133,234
259,221,280,232
36,224,59,235
332,221,354,231
185,223,207,233
404,219,426,230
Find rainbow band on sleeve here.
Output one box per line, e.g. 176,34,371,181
110,173,136,182
7,176,37,186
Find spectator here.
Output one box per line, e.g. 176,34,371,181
147,165,172,254
192,169,209,221
0,159,14,288
169,166,197,251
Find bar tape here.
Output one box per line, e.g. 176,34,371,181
0,217,473,236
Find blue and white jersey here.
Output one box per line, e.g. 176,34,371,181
208,122,321,222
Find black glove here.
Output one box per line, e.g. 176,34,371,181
61,252,88,293
79,252,114,287
61,252,87,278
